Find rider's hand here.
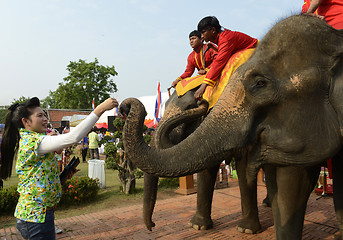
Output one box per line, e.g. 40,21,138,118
302,12,325,21
194,83,207,101
198,70,207,75
171,79,180,88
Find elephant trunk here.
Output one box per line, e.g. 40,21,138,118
154,101,209,148
143,173,158,231
120,75,251,177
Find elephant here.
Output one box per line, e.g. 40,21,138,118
143,88,263,233
120,15,343,239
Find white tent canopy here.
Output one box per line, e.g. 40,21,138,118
137,91,169,120
96,91,169,125
69,114,88,127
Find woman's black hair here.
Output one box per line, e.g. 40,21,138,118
197,16,222,33
189,30,201,39
0,97,40,180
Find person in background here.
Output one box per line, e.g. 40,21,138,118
171,30,217,88
98,130,103,142
62,148,71,168
55,149,63,172
88,127,100,159
0,97,117,239
80,136,89,163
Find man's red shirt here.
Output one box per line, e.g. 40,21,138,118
179,44,217,80
302,0,343,29
204,29,258,87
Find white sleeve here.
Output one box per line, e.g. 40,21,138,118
37,112,99,155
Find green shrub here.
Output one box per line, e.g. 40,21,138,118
112,131,122,140
104,142,120,170
158,178,179,188
134,169,144,179
100,135,113,146
59,176,100,207
0,185,19,215
143,134,152,144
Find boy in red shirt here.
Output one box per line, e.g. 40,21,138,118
195,16,258,101
171,30,217,88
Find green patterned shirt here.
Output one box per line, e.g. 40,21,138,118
14,129,61,223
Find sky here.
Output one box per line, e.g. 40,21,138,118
0,0,302,106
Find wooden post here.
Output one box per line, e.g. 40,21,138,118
175,175,197,195
257,168,265,186
215,163,229,189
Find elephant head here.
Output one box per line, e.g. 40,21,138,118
120,14,343,178
151,88,205,148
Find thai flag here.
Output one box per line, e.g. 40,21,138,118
114,94,119,116
92,98,95,110
154,82,162,123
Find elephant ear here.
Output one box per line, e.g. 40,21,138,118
329,53,343,137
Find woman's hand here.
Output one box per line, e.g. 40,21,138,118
94,98,118,117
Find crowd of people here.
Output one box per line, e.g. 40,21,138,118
0,1,343,238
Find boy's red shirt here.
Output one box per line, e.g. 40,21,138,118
302,0,343,29
178,44,217,80
203,29,258,87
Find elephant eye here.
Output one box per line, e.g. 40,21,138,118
255,79,266,87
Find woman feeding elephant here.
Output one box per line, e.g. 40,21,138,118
0,97,118,239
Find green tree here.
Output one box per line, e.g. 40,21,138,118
0,96,32,123
11,96,31,105
0,107,6,124
46,58,118,109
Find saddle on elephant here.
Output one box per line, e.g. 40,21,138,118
175,47,255,109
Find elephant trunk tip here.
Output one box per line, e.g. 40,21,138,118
145,221,155,231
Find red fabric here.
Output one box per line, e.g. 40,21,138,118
318,0,343,29
144,119,156,128
179,44,217,79
327,158,333,179
302,0,311,13
204,29,258,85
302,0,343,29
96,122,108,129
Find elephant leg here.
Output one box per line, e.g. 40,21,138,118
143,173,159,231
190,164,220,230
262,166,271,207
236,155,262,234
271,165,320,240
332,154,343,237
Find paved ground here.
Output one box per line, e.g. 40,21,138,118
1,180,341,240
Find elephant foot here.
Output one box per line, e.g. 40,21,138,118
189,214,213,230
237,218,262,234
